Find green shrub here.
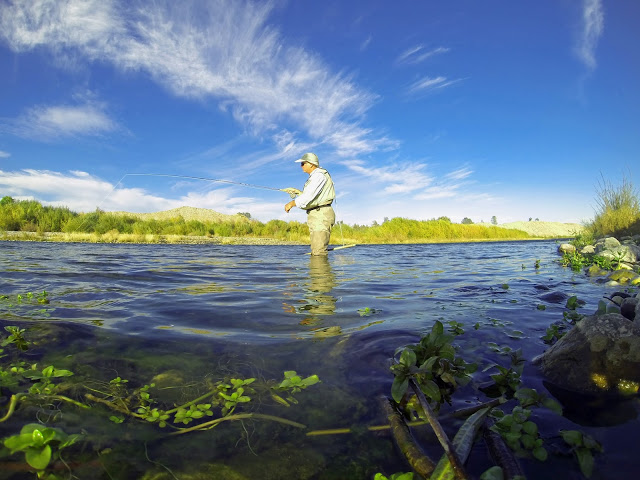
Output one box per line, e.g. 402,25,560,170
587,173,640,237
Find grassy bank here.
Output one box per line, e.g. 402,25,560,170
0,196,558,245
585,173,640,238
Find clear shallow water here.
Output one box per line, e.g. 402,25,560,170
1,240,638,479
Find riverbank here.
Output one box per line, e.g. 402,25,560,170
0,220,582,245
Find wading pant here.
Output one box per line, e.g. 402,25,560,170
307,206,335,256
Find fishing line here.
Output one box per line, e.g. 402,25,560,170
122,173,283,192
75,172,284,234
88,172,351,249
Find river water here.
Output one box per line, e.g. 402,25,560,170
0,240,638,479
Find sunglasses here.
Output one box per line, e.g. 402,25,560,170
300,162,307,167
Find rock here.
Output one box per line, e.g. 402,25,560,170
581,245,596,254
586,265,608,277
596,237,621,252
620,297,638,321
558,243,576,254
539,291,569,304
535,313,640,395
607,270,638,284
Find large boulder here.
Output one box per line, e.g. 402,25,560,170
534,313,640,395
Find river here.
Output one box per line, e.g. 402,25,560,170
0,240,637,479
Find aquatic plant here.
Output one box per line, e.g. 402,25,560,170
560,430,603,478
390,320,477,409
489,406,547,461
541,323,567,345
1,324,322,478
2,326,30,351
3,423,82,475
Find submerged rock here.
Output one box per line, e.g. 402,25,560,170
535,313,640,395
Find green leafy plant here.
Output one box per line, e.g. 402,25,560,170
218,378,255,414
447,320,465,335
3,423,82,473
390,321,477,409
374,473,414,480
514,387,562,415
490,406,547,461
541,323,567,345
1,326,30,351
22,364,74,396
560,251,589,271
482,349,525,398
272,371,319,406
560,430,603,478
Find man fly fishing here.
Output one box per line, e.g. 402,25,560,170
283,153,335,256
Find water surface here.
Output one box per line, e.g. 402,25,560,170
1,240,637,479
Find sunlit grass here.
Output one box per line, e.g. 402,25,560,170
586,173,640,237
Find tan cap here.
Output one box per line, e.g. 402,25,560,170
295,152,319,166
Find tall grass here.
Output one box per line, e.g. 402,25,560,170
1,196,537,244
587,173,640,237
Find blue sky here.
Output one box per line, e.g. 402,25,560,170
0,0,638,226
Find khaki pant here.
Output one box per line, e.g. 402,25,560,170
307,206,335,255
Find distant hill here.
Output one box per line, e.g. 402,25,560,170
478,221,585,237
109,206,250,223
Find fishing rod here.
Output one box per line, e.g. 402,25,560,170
120,173,295,193
103,172,350,250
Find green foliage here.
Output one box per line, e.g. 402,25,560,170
461,217,474,224
1,198,536,243
514,387,562,415
587,172,640,237
560,430,603,478
482,349,525,398
490,406,547,461
272,371,320,406
541,323,567,345
23,364,74,395
3,423,82,474
1,326,30,351
374,473,414,480
390,321,477,409
0,198,76,232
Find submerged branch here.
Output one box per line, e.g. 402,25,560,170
306,398,507,437
483,417,526,480
0,394,19,423
410,379,469,480
85,393,145,419
167,413,306,436
380,396,436,478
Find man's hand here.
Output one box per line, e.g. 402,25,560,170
285,200,296,213
281,187,302,198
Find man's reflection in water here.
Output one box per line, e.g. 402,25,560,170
298,255,337,323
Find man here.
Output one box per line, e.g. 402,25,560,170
284,152,336,255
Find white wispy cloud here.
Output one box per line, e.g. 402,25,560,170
0,0,390,157
0,169,277,215
408,76,463,94
396,45,449,65
445,166,472,181
4,101,118,140
575,0,604,70
0,151,10,158
360,35,372,51
343,159,434,194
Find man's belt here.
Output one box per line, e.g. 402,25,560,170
306,203,333,212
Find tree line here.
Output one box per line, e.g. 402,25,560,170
0,196,532,243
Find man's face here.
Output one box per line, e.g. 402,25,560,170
301,161,313,174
